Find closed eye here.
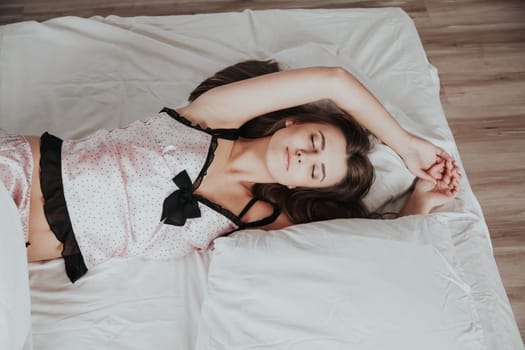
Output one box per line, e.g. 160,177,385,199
310,134,321,180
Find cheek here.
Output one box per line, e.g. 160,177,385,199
266,143,286,181
287,163,309,185
331,161,349,186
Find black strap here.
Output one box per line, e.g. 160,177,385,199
238,197,260,219
208,128,239,140
161,107,239,140
238,201,281,229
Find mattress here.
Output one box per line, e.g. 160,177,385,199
0,7,522,350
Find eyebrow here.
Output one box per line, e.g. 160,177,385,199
318,130,325,150
318,130,326,182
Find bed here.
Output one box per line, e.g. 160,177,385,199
0,7,523,350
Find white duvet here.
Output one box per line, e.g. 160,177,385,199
0,7,522,350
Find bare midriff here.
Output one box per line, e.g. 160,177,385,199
25,136,63,261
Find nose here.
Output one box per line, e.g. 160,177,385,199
295,149,317,164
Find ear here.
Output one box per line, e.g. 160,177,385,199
285,119,294,128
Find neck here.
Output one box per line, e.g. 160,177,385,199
225,136,273,186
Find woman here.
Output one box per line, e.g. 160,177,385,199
187,60,460,222
0,61,459,283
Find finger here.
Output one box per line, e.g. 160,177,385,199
417,169,438,183
450,165,457,178
446,160,454,177
439,162,446,179
428,161,445,178
442,172,452,185
451,180,459,191
449,166,462,180
437,149,453,162
437,179,449,191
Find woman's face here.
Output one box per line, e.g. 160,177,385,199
266,121,348,188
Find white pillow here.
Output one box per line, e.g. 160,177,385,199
364,138,414,213
363,101,420,214
196,216,486,350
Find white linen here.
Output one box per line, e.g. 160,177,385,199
29,254,210,350
197,215,485,350
0,7,522,350
0,182,32,350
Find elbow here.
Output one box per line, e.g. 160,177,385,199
329,66,355,88
330,66,351,77
327,66,359,106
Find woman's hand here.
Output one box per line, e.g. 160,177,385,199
399,134,453,183
399,160,461,216
414,160,461,209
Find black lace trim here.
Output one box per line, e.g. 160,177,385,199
193,193,280,231
160,107,220,191
160,107,239,140
161,107,281,229
40,132,88,283
193,135,218,192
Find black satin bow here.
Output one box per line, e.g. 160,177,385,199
161,170,201,226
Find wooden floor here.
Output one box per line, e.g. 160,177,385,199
1,0,524,341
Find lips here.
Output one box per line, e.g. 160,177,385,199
285,147,290,171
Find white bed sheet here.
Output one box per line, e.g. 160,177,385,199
0,7,522,350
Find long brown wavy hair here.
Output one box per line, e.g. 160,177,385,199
189,60,374,224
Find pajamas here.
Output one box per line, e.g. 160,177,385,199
0,131,33,243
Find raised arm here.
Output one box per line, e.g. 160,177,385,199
329,68,453,181
178,66,338,128
178,66,451,181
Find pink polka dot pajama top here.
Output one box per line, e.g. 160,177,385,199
37,108,280,282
